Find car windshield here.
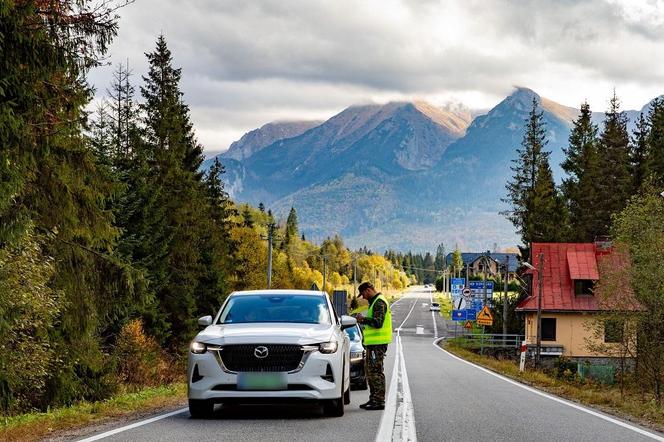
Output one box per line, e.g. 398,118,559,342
344,325,362,342
217,294,332,325
432,303,439,307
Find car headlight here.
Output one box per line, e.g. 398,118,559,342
319,341,338,354
350,351,364,362
190,341,207,354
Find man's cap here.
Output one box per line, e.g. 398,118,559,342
358,282,374,293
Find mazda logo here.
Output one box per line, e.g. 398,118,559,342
254,346,269,359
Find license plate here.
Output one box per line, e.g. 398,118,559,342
237,372,287,391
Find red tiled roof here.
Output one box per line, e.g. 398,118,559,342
516,243,635,312
567,250,599,280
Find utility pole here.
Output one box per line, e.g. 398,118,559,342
266,223,275,289
503,255,509,344
535,252,544,368
353,258,357,299
322,255,327,293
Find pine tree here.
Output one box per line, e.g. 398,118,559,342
258,202,265,212
595,92,632,236
502,97,564,252
561,101,602,241
631,112,650,191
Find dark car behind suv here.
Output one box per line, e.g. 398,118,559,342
344,324,367,390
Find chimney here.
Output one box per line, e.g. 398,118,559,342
594,236,612,255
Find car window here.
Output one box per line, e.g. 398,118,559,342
217,295,332,325
344,325,362,342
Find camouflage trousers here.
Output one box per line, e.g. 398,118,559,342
365,344,388,404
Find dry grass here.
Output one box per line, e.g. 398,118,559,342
444,343,664,433
1,383,186,442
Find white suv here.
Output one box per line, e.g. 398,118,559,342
188,290,355,418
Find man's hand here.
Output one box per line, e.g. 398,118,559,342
353,313,364,324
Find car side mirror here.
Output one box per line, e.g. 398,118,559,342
198,315,213,327
340,315,357,330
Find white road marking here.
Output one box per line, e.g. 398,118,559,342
76,408,189,442
377,291,418,442
431,338,664,442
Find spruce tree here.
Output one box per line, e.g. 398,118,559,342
631,112,650,191
0,0,143,408
139,35,210,347
646,98,664,184
595,92,632,236
286,207,299,243
502,97,565,252
561,101,602,241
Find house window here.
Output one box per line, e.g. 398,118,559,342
541,318,556,341
604,319,624,343
574,279,594,296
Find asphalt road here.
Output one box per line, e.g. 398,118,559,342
76,287,664,442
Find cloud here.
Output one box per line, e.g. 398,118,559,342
88,0,664,152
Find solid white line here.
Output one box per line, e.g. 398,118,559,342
431,338,664,442
76,407,189,442
377,290,420,442
377,343,400,442
398,336,417,442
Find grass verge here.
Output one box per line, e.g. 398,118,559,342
443,342,664,433
1,383,186,442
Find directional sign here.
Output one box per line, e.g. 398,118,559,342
463,320,473,330
465,309,477,321
469,281,494,300
476,305,494,326
451,310,467,321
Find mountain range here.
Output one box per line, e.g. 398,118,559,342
203,87,658,252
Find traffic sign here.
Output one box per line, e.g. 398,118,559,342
451,310,467,321
463,320,473,330
462,287,472,299
451,278,465,296
465,309,477,321
476,305,494,326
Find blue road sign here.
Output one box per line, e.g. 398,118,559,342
451,278,465,297
465,309,477,320
451,310,467,321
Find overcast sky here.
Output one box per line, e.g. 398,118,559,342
88,0,664,155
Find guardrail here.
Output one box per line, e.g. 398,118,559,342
452,333,525,350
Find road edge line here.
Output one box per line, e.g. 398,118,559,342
398,335,417,442
431,338,664,442
376,336,400,442
75,407,189,442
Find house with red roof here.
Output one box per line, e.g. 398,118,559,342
516,241,637,360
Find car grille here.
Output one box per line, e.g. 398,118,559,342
218,344,305,372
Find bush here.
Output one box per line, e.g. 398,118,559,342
114,320,179,388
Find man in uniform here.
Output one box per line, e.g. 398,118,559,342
353,282,392,410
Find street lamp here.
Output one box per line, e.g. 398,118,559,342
523,254,544,368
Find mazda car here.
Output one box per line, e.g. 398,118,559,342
188,290,355,418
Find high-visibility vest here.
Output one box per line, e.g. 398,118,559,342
363,294,393,345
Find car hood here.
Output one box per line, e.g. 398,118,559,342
195,323,336,346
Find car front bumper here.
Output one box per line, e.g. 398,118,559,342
188,349,343,402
